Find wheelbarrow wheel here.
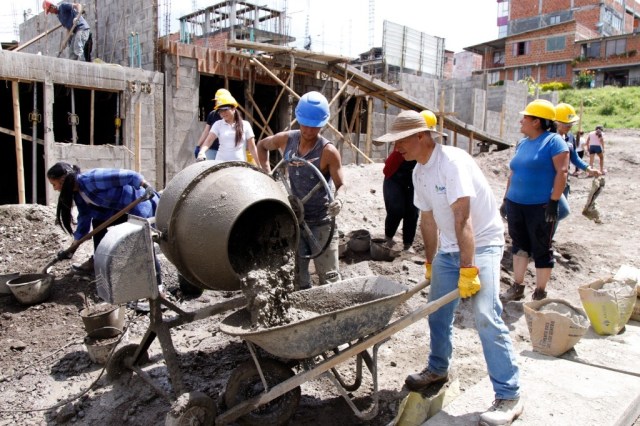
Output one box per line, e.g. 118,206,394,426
165,391,215,426
106,344,150,381
224,358,300,426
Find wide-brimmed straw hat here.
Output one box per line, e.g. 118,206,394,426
375,110,444,143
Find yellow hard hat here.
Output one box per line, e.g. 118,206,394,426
214,92,239,110
420,110,437,129
520,99,556,121
212,88,231,101
554,103,580,124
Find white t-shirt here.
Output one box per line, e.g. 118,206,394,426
413,144,504,252
210,119,255,162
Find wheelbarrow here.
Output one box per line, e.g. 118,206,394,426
213,276,459,425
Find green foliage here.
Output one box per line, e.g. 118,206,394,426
598,105,615,115
539,81,572,92
559,86,640,129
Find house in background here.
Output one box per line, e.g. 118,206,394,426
466,0,640,87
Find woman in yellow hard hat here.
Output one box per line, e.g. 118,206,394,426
196,91,258,164
194,88,231,161
500,99,569,302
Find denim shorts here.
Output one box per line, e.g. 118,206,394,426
589,145,602,154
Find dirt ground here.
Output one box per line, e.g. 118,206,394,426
0,129,638,425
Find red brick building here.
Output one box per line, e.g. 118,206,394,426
466,0,640,87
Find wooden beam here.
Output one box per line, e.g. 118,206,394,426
365,96,373,158
256,71,293,141
12,81,26,204
0,126,44,145
14,24,63,52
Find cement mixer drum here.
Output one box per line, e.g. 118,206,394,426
155,161,299,291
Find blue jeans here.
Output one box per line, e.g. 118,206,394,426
296,222,339,289
427,245,520,399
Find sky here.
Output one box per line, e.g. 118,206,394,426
1,0,498,55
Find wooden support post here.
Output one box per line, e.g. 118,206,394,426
468,132,474,155
247,94,272,136
135,102,141,172
256,72,293,141
453,131,458,148
90,90,95,145
354,98,362,164
12,81,26,204
365,96,373,158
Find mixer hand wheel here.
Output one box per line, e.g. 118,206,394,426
271,154,336,260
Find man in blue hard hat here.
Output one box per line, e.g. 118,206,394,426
257,91,346,290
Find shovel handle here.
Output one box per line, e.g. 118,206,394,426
44,194,149,274
74,194,147,246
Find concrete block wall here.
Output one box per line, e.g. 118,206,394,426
399,74,439,109
96,0,158,70
163,55,201,182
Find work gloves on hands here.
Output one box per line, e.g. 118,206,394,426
141,182,156,201
545,199,559,223
57,241,80,261
327,199,343,217
458,266,481,298
196,149,208,162
424,262,432,280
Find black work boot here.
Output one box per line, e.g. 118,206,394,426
405,368,448,391
500,283,525,302
532,288,548,301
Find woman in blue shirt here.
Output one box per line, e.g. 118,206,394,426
500,100,569,302
47,162,158,274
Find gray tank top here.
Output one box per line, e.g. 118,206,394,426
285,131,332,224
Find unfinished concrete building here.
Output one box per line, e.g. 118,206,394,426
1,0,519,208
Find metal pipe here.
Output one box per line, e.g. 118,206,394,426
70,88,78,144
115,92,121,145
31,83,38,204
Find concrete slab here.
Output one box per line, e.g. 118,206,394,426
424,321,640,426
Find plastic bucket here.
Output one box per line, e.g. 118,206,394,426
347,229,371,252
370,238,400,261
84,328,123,364
6,273,52,305
80,304,125,338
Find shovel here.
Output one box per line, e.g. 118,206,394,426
41,194,150,274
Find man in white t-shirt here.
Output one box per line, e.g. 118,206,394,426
375,110,522,426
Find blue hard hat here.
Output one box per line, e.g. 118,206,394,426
295,91,330,127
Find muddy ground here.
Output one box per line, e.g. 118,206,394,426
0,129,639,425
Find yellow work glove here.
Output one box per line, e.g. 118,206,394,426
424,262,432,280
458,266,481,298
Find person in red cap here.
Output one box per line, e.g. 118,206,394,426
42,1,92,61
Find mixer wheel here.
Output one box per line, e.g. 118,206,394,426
165,391,215,426
224,358,300,426
106,344,150,381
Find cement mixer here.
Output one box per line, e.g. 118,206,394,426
156,160,300,292
93,159,334,424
